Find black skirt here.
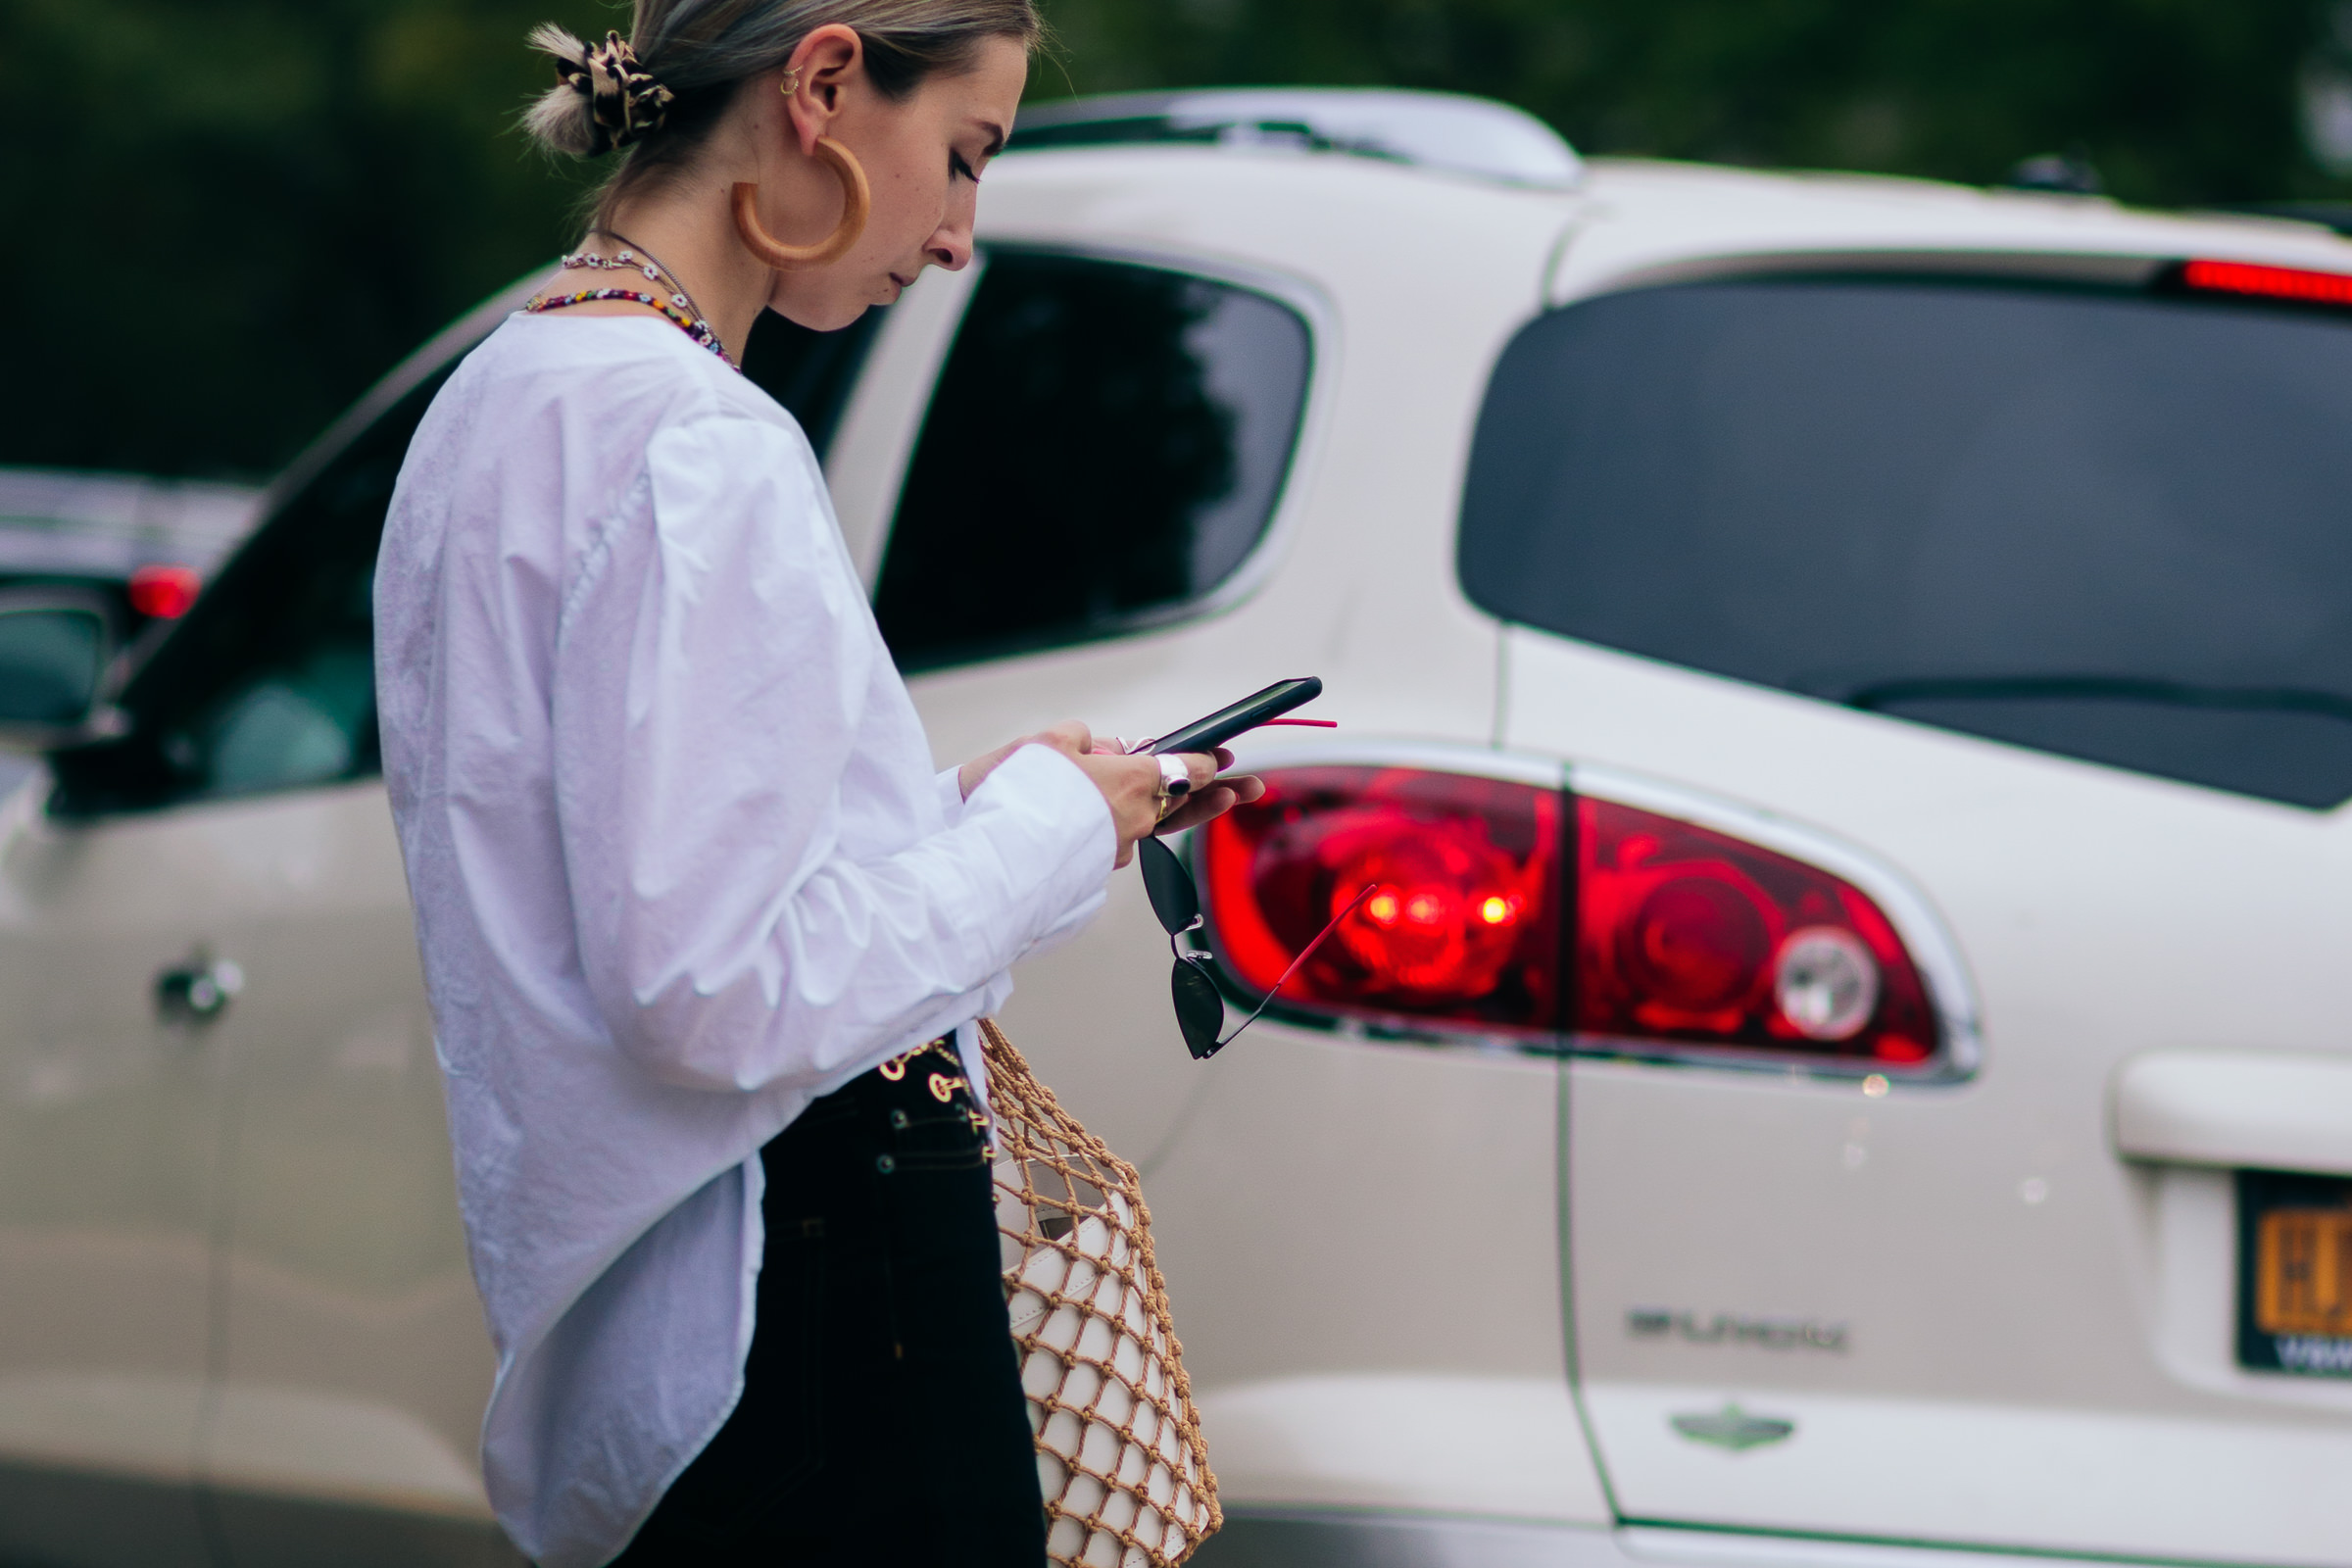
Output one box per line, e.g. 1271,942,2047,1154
609,1038,1045,1566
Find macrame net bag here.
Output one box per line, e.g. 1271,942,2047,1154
980,1018,1220,1567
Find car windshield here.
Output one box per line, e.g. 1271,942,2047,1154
1459,274,2352,809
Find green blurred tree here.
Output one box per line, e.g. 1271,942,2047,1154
2,0,616,479
4,0,2347,480
1039,0,2338,203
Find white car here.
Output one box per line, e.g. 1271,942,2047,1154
4,86,2351,1568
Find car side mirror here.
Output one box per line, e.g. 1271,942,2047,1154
0,591,124,751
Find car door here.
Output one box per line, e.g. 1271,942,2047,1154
0,749,226,1568
872,200,1619,1533
15,347,515,1568
867,245,1324,1158
1474,263,2352,1564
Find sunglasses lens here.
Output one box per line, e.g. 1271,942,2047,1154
1170,957,1225,1060
1139,835,1201,934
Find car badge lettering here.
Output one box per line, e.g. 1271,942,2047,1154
1628,1307,1848,1351
1670,1402,1795,1452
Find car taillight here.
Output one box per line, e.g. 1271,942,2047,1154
1198,766,1941,1066
128,564,201,618
1575,798,1936,1064
1200,766,1563,1033
2174,259,2352,310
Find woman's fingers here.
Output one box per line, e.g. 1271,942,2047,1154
1171,750,1220,793
1153,772,1264,837
1039,719,1095,758
1067,748,1171,865
1008,726,1263,863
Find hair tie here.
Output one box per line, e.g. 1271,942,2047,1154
556,30,674,155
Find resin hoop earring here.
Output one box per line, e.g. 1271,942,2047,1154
731,136,870,271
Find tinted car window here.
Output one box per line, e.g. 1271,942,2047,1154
875,252,1311,671
0,607,108,725
50,309,879,817
1460,277,2352,809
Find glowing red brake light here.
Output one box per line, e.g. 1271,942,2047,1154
128,564,201,619
1575,799,1936,1064
2178,259,2352,309
1200,766,1562,1033
1198,765,1943,1067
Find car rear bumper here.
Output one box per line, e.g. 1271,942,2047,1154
1192,1510,2221,1568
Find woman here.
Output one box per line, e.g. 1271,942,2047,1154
373,5,1259,1565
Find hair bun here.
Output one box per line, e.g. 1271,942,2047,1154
524,24,674,157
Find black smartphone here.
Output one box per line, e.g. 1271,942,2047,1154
1145,678,1323,755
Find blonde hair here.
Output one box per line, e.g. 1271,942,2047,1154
525,0,1046,224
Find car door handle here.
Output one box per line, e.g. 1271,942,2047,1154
156,956,244,1024
2113,1051,2352,1177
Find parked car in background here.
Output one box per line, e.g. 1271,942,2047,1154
0,469,257,795
5,86,2352,1568
0,468,253,621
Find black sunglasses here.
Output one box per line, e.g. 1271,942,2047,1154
1138,834,1371,1059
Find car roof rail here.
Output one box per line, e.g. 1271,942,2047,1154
1009,87,1583,192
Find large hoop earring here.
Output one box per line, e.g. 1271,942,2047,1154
732,136,870,272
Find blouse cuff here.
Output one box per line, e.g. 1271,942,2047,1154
963,742,1118,930
935,765,967,827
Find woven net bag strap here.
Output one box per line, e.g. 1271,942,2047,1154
979,1017,1222,1543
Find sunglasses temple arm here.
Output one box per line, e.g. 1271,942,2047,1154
1215,882,1375,1049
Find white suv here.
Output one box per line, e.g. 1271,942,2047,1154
4,87,2352,1568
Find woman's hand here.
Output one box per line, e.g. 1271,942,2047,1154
960,722,1265,868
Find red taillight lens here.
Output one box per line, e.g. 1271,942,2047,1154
1200,767,1562,1032
1199,765,1944,1067
128,564,201,619
2177,259,2352,310
1575,799,1936,1064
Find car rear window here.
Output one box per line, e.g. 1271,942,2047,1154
1459,275,2352,809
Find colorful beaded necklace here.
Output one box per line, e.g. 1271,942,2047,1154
526,231,736,368
522,285,737,368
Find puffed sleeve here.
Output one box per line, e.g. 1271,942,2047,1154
550,412,1114,1093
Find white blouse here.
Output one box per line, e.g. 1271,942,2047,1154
375,314,1115,1568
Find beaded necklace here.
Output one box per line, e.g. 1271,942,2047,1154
528,231,737,368
523,286,738,369
564,235,700,315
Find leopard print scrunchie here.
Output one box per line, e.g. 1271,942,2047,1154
555,30,675,155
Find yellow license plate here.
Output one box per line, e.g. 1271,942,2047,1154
2240,1172,2352,1378
2255,1206,2352,1337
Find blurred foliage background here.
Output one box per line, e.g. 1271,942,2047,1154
8,0,2352,479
